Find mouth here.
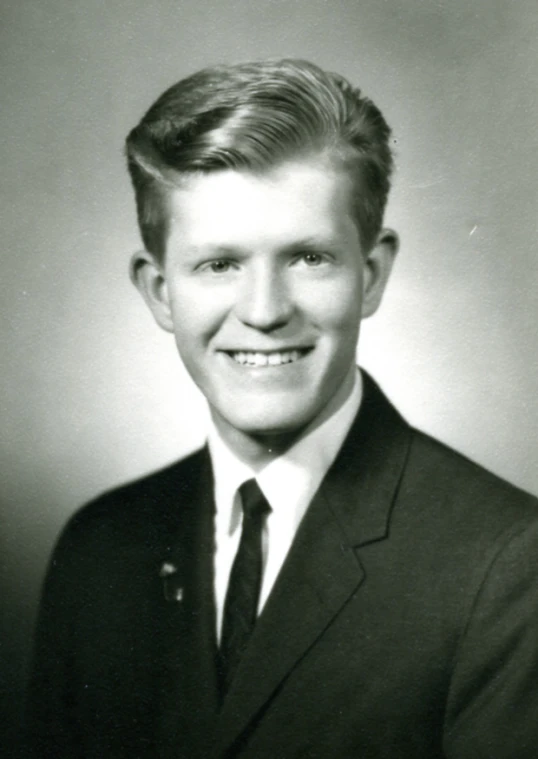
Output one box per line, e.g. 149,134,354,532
224,348,313,367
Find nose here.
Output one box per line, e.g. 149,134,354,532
235,263,294,331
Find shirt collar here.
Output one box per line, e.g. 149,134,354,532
208,369,363,536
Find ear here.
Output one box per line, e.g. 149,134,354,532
129,250,174,332
361,228,399,319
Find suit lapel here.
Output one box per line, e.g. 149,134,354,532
154,448,220,759
213,373,412,756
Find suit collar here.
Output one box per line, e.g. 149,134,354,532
321,370,411,548
213,372,412,755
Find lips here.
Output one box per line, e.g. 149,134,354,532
226,348,312,367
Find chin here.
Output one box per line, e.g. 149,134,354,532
221,401,320,440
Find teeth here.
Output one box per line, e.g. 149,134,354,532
230,350,305,367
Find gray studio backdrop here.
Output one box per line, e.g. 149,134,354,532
1,0,537,746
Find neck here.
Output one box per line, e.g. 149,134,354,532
212,426,303,472
210,367,358,472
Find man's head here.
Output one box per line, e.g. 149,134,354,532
127,60,398,459
125,58,394,260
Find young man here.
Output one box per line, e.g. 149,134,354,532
27,59,538,758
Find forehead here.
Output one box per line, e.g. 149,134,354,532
166,157,358,250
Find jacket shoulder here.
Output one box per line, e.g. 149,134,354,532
403,426,538,528
54,447,209,560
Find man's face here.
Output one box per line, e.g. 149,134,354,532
140,156,386,446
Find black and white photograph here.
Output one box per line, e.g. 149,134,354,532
2,1,537,757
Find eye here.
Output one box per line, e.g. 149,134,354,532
297,251,327,267
206,259,232,274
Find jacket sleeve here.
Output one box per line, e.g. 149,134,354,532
24,516,85,759
443,515,538,758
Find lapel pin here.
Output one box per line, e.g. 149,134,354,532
159,562,184,602
169,586,184,602
159,562,178,578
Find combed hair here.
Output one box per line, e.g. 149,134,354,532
125,59,394,259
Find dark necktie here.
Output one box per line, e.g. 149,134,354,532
218,478,271,698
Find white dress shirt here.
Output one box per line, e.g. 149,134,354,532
207,370,363,639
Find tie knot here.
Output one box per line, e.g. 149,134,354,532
239,479,271,519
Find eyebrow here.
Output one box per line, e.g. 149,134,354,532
283,236,342,252
185,236,343,257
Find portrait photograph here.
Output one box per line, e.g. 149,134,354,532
1,1,537,757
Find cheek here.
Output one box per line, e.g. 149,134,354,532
168,282,229,341
302,277,363,334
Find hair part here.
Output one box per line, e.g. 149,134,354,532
125,59,394,259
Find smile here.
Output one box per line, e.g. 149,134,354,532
227,349,312,367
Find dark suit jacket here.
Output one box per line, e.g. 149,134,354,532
26,374,538,758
